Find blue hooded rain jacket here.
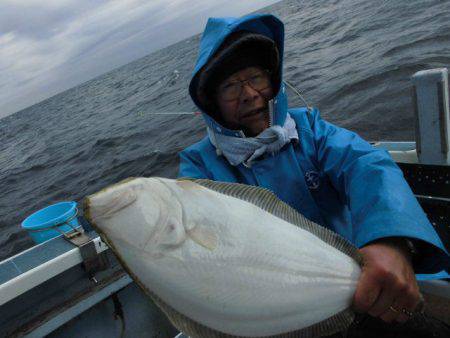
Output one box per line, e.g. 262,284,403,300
178,14,449,280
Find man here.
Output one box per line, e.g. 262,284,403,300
178,14,449,327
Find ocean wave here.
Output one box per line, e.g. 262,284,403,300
383,33,450,58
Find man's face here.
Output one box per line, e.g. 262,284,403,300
215,66,274,137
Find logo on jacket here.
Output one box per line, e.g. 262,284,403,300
305,170,320,190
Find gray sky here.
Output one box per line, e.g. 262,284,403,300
0,0,280,119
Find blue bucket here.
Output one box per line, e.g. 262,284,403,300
21,201,81,244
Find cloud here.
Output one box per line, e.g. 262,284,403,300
0,0,280,118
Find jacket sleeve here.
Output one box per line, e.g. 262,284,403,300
307,108,449,276
178,148,210,179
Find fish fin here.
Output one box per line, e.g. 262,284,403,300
286,308,355,338
182,178,363,265
187,225,217,251
176,179,200,190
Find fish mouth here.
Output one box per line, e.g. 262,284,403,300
86,185,138,220
85,177,151,222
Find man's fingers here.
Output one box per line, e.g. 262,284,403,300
396,309,412,323
366,271,405,321
380,282,421,323
367,287,395,317
352,270,381,313
393,286,422,323
355,241,421,323
381,299,414,323
380,304,401,323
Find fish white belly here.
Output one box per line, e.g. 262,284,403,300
100,181,361,337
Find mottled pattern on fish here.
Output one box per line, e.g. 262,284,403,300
84,177,363,338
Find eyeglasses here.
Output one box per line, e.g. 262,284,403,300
217,71,271,101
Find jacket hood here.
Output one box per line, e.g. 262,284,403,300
189,14,288,138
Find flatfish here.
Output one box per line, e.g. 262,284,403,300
83,177,363,337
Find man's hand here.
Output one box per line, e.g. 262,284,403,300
352,238,422,323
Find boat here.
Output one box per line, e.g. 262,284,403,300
0,68,448,337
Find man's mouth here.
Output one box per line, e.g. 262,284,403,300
241,108,267,119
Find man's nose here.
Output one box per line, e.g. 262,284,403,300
240,83,260,102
